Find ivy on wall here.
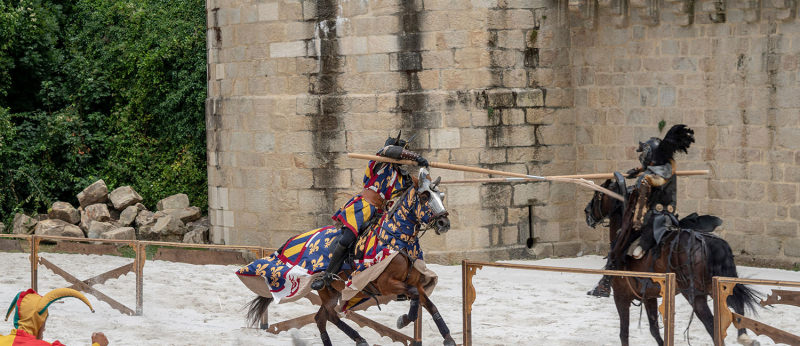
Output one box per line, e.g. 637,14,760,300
0,0,207,227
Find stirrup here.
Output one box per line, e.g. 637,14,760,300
311,273,339,290
587,284,611,298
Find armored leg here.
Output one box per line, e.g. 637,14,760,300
588,254,615,297
312,229,355,291
632,180,651,231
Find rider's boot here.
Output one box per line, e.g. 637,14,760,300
311,243,348,290
588,254,614,297
587,275,612,297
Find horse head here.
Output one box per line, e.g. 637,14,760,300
585,172,627,228
415,168,450,235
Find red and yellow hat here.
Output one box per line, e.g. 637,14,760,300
5,288,94,336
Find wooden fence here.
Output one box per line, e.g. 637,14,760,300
713,276,800,345
0,234,272,316
461,260,677,346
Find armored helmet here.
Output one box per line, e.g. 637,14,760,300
384,130,409,148
636,137,661,167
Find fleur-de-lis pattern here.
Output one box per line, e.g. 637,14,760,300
236,185,443,305
311,255,325,271
307,239,320,255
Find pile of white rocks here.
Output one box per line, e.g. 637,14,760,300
9,180,209,244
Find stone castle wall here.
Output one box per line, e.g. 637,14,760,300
568,0,800,267
207,0,800,266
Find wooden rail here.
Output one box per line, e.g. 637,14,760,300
1,234,420,344
462,260,677,346
713,276,800,346
0,234,275,316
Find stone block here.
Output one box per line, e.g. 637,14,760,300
528,242,553,258
12,214,37,234
77,180,109,208
767,221,798,238
35,219,84,238
481,184,512,207
553,241,583,257
339,36,368,55
394,52,422,71
157,194,191,211
85,203,111,223
183,226,209,244
258,3,279,21
430,128,460,149
767,183,797,204
145,215,187,242
513,183,549,206
516,89,544,107
367,35,399,54
157,207,203,224
785,238,800,257
101,227,135,240
709,181,737,200
88,222,115,239
48,202,80,225
118,206,138,227
109,186,144,211
485,89,515,108
748,236,780,256
460,128,486,148
269,41,307,58
445,185,481,206
356,54,390,73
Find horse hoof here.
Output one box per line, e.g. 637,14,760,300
443,336,456,346
738,333,759,346
397,315,409,329
355,338,369,346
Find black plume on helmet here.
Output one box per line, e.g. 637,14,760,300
638,124,694,166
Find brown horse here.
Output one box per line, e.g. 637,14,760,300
585,178,760,346
246,169,455,346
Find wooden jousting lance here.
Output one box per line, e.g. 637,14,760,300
347,153,625,201
440,170,710,184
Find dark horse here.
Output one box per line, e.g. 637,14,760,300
244,169,455,346
585,178,760,346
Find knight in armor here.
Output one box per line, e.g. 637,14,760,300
587,124,694,297
311,133,428,291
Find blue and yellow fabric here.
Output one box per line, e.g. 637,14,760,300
237,186,432,307
236,226,344,302
333,160,412,235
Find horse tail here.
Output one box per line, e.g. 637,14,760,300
245,295,274,328
705,235,760,315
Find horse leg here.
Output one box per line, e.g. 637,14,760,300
643,297,664,346
612,282,632,346
685,293,715,342
728,287,760,346
417,285,456,346
397,286,420,329
314,292,333,346
317,288,368,346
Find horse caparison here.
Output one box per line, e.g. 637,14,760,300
586,179,761,346
245,171,455,346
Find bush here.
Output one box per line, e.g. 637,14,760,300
0,0,207,228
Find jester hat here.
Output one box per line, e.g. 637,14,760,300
5,288,94,336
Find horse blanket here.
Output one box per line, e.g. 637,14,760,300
236,221,437,312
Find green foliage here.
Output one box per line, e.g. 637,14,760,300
658,120,667,133
487,106,495,118
0,0,207,223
